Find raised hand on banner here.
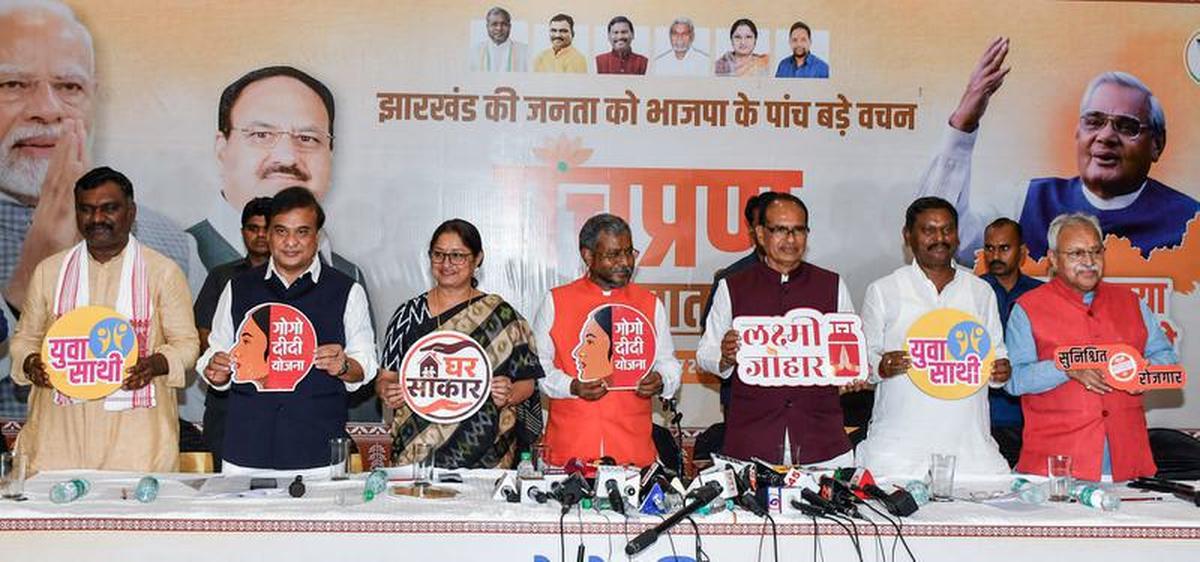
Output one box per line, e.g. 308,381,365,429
4,117,90,311
123,353,169,390
949,37,1010,133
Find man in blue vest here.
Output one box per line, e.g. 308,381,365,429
979,217,1042,467
916,38,1197,264
196,187,377,476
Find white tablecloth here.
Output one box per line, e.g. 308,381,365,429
2,470,1198,562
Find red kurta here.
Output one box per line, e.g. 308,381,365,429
1016,278,1155,481
543,278,660,466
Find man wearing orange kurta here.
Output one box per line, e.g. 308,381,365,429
533,214,680,467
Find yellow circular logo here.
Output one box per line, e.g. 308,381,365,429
40,306,139,400
904,308,993,400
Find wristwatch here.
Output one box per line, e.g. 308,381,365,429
336,358,350,378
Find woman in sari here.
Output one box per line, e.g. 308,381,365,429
714,18,769,77
375,219,544,468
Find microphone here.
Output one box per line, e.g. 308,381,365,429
801,488,840,515
605,479,626,514
625,481,723,556
732,465,766,516
819,476,860,517
527,486,548,504
833,467,919,517
551,474,593,513
790,497,834,517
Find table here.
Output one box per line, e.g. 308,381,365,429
2,470,1198,562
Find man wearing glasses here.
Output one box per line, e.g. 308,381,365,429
1004,213,1177,482
917,38,1197,263
533,213,681,467
697,192,861,465
189,66,367,287
189,65,374,420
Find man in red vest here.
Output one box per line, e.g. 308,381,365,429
1005,213,1177,481
533,214,681,467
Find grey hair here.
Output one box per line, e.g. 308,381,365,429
670,17,695,35
485,6,510,23
1047,213,1103,252
1080,71,1165,146
579,213,631,251
0,0,95,76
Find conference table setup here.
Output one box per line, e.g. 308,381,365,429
2,463,1199,562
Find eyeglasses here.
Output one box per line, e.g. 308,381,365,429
1057,246,1105,262
595,248,640,261
429,250,473,265
235,127,333,151
763,224,810,239
1079,111,1150,140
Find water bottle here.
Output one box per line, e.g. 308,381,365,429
1011,477,1049,505
1070,483,1121,511
134,476,160,503
903,480,930,506
516,452,536,479
50,479,91,504
362,469,389,502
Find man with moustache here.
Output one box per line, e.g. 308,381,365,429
775,21,829,79
0,0,195,418
979,217,1042,466
470,6,529,72
8,166,198,472
190,66,366,286
191,196,272,469
918,38,1198,264
697,193,861,465
1005,213,1176,481
532,13,587,74
197,187,377,476
652,17,710,77
595,16,646,75
533,214,681,466
856,197,1012,477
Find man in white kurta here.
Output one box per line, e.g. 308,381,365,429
856,197,1011,479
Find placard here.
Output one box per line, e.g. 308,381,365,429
41,306,139,400
1054,344,1188,392
732,307,868,386
231,303,318,392
399,330,493,424
573,304,657,390
904,308,994,400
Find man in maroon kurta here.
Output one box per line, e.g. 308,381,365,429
697,193,864,464
595,16,647,75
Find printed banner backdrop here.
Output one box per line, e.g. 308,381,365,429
3,1,1198,430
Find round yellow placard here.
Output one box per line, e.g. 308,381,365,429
40,306,139,400
904,308,993,400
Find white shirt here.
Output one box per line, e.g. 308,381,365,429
650,48,711,77
532,287,681,400
855,261,1010,478
471,39,530,72
696,273,856,378
195,255,378,393
916,124,1147,264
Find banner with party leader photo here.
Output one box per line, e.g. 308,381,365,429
0,0,1197,432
